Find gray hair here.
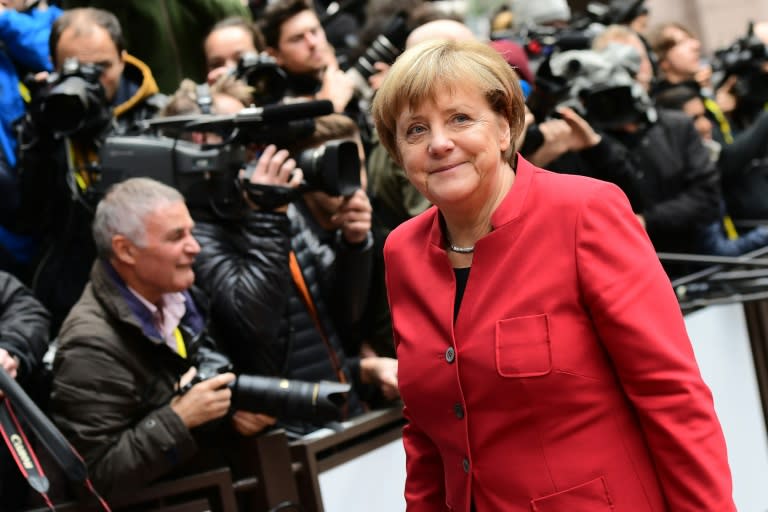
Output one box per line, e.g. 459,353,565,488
93,178,184,259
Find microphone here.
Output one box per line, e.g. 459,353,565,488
182,100,335,132
236,100,335,123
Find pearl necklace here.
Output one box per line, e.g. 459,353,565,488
448,243,475,254
446,235,475,254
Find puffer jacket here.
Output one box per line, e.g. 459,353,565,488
193,200,374,420
0,270,50,382
50,260,230,496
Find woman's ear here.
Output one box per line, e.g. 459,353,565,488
497,115,511,153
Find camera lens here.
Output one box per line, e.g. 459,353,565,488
296,140,361,196
232,374,351,423
353,12,409,80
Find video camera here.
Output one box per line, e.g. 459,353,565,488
529,45,656,130
185,348,351,424
28,57,112,138
87,99,362,213
712,22,768,107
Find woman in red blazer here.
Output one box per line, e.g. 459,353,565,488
370,39,735,511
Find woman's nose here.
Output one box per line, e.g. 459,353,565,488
428,128,454,156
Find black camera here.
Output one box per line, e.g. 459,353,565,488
294,139,361,197
30,57,112,137
352,11,409,82
713,22,768,106
235,51,289,105
345,11,409,100
187,349,351,424
537,46,655,130
91,100,361,211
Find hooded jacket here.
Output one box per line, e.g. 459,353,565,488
11,53,166,335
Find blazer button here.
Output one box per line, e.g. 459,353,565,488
453,403,464,419
462,458,470,473
445,346,456,363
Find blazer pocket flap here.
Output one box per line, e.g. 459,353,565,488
495,314,551,377
530,476,613,512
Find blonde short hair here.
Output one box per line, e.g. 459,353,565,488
370,38,525,167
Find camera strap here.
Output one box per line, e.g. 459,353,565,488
0,398,55,508
288,251,348,387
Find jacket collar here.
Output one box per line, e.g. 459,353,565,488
427,154,535,251
112,53,160,119
91,260,204,343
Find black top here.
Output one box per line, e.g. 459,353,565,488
453,266,471,322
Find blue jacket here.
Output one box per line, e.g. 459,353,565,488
0,6,62,258
0,5,62,167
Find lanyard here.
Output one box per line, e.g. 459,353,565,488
173,328,186,358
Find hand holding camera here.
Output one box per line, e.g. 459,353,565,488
171,367,236,429
332,188,372,245
243,144,303,212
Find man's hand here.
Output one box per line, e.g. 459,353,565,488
0,348,19,379
715,75,739,115
557,106,602,151
231,411,277,436
242,144,303,212
360,356,399,401
332,188,372,245
0,348,19,398
527,118,572,167
317,60,355,113
170,370,236,429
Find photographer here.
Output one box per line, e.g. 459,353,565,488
0,0,61,277
160,82,398,433
536,26,721,276
0,269,51,509
257,0,355,114
49,177,268,497
649,21,768,219
203,16,265,87
10,7,166,335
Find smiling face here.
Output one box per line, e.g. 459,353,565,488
395,84,511,209
121,201,200,304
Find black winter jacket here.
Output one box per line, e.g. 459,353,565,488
193,200,374,417
0,270,49,382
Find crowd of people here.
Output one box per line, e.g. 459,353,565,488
0,0,763,509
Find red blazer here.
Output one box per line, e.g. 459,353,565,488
384,157,735,512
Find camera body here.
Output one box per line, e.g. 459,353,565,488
713,23,768,106
30,57,112,138
235,51,289,105
542,45,656,130
188,348,351,424
89,101,362,212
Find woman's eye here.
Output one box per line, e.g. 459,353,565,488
453,113,470,123
406,125,426,136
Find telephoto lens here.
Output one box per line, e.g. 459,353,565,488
346,11,410,100
232,375,351,423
